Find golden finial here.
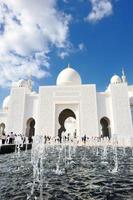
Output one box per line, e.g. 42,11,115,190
68,63,71,68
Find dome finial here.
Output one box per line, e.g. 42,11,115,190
68,63,71,68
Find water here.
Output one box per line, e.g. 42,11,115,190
0,145,133,200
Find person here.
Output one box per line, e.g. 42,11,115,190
6,135,10,144
23,136,26,143
67,133,70,141
28,137,33,143
2,133,6,144
44,135,47,144
9,132,14,144
74,129,77,138
84,134,86,144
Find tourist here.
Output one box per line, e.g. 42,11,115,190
15,134,24,146
6,135,9,144
28,137,33,143
74,129,77,138
44,135,47,144
67,133,70,141
2,133,6,144
84,134,86,144
23,136,26,143
9,132,14,144
12,132,15,144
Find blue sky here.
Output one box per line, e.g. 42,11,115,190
0,0,133,107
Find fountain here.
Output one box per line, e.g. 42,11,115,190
0,134,133,200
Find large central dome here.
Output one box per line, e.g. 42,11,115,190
56,65,82,86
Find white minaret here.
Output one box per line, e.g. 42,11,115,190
27,74,33,91
121,68,127,83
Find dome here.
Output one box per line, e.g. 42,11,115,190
2,95,10,111
17,79,27,87
12,79,26,87
56,66,82,86
31,91,37,95
110,75,121,84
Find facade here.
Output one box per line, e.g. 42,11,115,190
0,66,133,139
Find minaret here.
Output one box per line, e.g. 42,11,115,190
121,68,127,83
27,74,33,91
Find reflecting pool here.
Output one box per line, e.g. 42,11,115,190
0,144,133,200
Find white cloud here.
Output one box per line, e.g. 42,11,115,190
78,43,85,51
63,0,69,3
58,42,86,59
0,0,71,87
86,0,113,23
58,51,69,59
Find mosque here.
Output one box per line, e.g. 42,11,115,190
0,65,133,140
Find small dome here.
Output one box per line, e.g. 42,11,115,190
56,66,82,86
31,91,37,95
2,96,10,111
12,79,26,87
110,75,121,84
18,79,27,87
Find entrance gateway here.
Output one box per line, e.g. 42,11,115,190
55,104,80,140
58,108,76,142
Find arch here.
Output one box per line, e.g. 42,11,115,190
26,118,35,138
130,96,133,106
0,123,6,136
58,109,76,142
130,105,133,123
100,117,111,139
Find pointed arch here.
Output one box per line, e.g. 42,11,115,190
0,123,6,136
100,117,111,139
58,108,76,142
130,97,133,123
26,118,35,137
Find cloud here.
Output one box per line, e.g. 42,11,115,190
0,0,71,87
86,0,113,23
58,42,86,59
78,43,85,51
58,51,69,59
63,0,69,3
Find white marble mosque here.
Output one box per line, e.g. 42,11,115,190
0,65,133,140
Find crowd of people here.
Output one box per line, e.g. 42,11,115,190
0,132,33,145
43,133,102,145
0,131,132,148
0,131,115,147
